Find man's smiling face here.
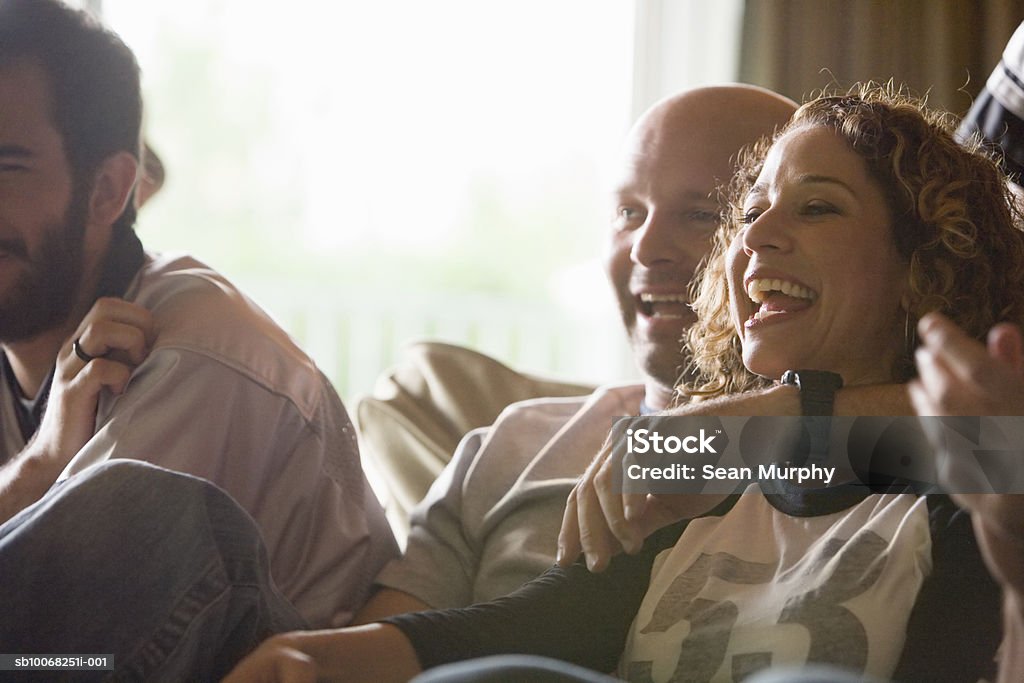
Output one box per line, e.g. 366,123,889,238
0,60,88,344
605,87,797,408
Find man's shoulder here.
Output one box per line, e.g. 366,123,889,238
493,381,644,425
491,393,590,426
461,382,644,485
124,253,323,416
125,252,261,313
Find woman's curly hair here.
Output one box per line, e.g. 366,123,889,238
683,83,1024,399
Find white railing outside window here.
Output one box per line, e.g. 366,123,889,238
89,1,742,402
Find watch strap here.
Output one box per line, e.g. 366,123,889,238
781,369,844,416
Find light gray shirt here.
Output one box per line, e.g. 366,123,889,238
375,383,643,607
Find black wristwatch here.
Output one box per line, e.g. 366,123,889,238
780,369,844,416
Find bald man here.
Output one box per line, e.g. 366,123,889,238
354,85,798,621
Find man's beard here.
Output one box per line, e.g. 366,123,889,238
0,192,88,344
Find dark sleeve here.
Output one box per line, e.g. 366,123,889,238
381,519,689,674
892,495,1002,683
958,85,1024,182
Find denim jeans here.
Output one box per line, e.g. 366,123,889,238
0,460,306,682
413,658,874,683
411,655,620,683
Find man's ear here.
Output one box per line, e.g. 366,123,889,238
88,151,138,227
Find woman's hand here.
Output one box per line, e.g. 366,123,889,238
555,378,913,572
555,386,800,571
222,625,421,683
221,633,318,683
555,428,701,572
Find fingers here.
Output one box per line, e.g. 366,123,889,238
912,315,1024,599
910,344,957,417
30,355,136,466
914,313,994,415
623,490,650,522
595,448,652,554
221,637,318,683
66,323,148,375
987,323,1024,373
914,313,1024,415
556,421,722,572
575,463,622,571
917,313,1024,386
916,313,992,385
67,298,154,370
556,448,625,571
556,487,582,567
906,379,934,418
29,299,154,468
559,462,624,572
556,428,645,572
69,357,134,396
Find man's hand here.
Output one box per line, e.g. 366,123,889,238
909,312,1024,592
30,297,154,466
909,312,1024,416
0,298,153,523
909,313,1024,683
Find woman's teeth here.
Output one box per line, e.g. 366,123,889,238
745,278,816,303
752,308,784,321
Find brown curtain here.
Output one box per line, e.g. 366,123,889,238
739,0,1024,115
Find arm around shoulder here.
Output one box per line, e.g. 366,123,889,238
834,382,910,415
352,588,432,624
664,381,909,417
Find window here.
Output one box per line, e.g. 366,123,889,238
102,0,637,399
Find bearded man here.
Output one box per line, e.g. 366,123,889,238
0,0,396,629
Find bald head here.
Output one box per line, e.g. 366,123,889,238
607,84,796,409
624,85,799,197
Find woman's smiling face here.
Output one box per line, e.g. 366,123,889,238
727,125,910,385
